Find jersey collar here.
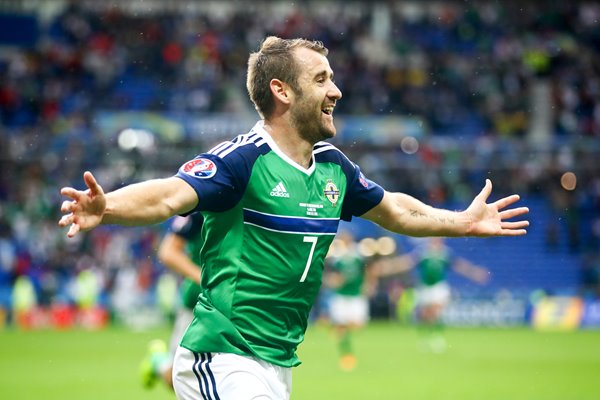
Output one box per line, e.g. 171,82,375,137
251,120,316,176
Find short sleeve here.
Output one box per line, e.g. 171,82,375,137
175,153,247,213
340,162,385,221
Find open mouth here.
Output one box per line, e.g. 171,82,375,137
322,106,334,116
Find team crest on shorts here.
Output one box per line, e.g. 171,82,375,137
323,179,340,206
181,158,217,179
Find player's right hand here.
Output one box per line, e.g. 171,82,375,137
58,171,106,238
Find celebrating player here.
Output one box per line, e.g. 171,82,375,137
58,36,529,400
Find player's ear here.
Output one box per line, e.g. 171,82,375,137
270,78,292,105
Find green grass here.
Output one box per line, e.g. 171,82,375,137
1,323,599,399
297,323,600,400
0,326,174,400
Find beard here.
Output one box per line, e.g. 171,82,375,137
290,92,336,144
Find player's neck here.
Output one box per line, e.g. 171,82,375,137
263,120,314,169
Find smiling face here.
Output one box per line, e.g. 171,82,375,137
289,47,342,144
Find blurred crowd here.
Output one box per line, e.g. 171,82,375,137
2,1,600,134
0,1,599,320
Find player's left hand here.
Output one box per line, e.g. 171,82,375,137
465,179,529,237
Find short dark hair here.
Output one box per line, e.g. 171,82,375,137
246,36,328,119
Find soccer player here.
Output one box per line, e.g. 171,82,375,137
413,237,489,351
376,237,490,353
58,36,529,400
140,213,204,391
324,231,374,371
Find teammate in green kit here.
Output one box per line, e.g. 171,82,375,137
58,36,529,400
414,237,489,352
375,237,489,353
324,231,374,371
140,213,204,390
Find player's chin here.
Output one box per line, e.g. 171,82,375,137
321,122,336,139
321,129,336,141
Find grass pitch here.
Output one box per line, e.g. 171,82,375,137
1,322,599,399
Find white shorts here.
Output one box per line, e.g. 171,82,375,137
416,282,451,307
173,347,292,400
168,308,194,359
329,294,369,326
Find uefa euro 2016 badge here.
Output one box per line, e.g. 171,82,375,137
181,158,217,179
323,179,340,206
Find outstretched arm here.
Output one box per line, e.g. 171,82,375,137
370,254,415,278
58,171,198,238
157,233,201,283
452,258,490,285
362,179,529,238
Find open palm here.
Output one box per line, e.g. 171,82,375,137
465,179,529,237
58,171,106,238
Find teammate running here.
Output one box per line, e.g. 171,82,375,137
140,213,204,390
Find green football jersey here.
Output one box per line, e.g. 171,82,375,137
331,252,365,296
415,245,455,286
175,121,384,367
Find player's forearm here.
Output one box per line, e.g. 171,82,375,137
161,253,202,283
396,195,471,237
102,179,191,226
157,234,202,283
372,255,414,277
453,259,489,283
365,192,472,237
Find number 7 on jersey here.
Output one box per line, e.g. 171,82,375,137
300,236,318,282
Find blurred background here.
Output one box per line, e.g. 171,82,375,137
0,0,599,333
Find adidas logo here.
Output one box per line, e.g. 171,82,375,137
270,182,290,198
